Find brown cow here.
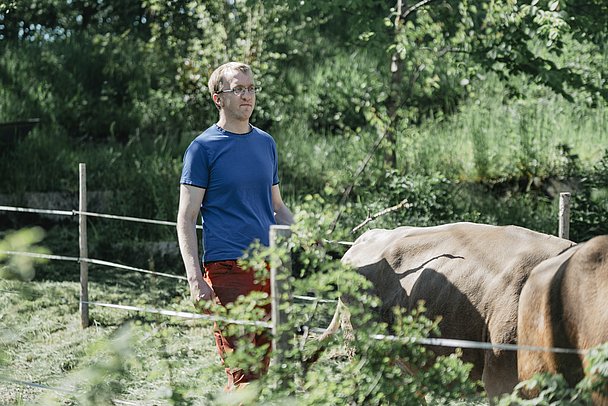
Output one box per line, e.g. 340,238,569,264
332,222,574,400
518,235,608,404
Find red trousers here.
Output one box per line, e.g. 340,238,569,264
203,260,271,388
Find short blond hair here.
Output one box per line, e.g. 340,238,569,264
207,62,253,96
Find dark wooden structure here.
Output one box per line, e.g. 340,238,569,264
0,118,40,144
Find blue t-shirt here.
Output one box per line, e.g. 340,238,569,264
180,124,279,262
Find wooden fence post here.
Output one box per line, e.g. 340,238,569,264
79,163,89,328
269,225,292,365
559,192,571,240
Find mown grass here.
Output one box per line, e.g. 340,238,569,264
0,268,225,405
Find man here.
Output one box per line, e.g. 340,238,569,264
177,62,294,389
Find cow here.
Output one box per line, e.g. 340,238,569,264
518,235,608,404
325,222,575,401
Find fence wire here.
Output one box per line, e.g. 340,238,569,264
0,205,73,217
84,301,589,356
0,205,202,229
0,250,335,299
0,250,186,281
367,333,588,355
84,301,272,328
0,376,73,394
0,204,593,355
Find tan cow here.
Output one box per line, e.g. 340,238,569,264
518,235,608,404
333,222,574,400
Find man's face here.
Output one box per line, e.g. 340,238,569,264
216,70,256,122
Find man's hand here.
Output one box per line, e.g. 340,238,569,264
191,280,216,304
191,280,216,314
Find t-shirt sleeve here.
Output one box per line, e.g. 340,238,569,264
271,138,279,185
180,140,209,188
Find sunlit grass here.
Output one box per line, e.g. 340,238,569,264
400,77,607,180
0,274,223,405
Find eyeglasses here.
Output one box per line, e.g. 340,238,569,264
217,86,260,96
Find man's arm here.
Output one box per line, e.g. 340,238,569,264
271,184,295,225
177,184,215,303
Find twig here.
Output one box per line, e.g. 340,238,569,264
402,0,435,20
351,198,411,234
328,2,435,235
328,125,388,234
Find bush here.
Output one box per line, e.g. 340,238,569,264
499,344,608,405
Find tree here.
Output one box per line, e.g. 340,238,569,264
0,1,318,139
287,0,608,168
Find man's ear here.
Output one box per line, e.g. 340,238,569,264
212,93,222,109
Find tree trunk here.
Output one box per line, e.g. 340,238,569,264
385,52,401,169
384,0,406,170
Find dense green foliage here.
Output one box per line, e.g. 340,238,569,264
1,0,608,404
1,0,607,243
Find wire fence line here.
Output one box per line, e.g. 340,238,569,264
321,238,354,247
0,250,79,263
0,250,187,281
0,247,585,354
1,243,590,355
0,205,73,217
0,249,333,302
0,376,74,394
0,206,354,244
85,301,589,356
0,253,592,354
0,203,591,356
292,295,337,304
76,210,180,227
84,301,273,328
367,334,588,355
82,258,187,281
0,205,202,229
1,204,339,302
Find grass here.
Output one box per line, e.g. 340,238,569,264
0,267,225,405
273,75,608,192
398,81,608,180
